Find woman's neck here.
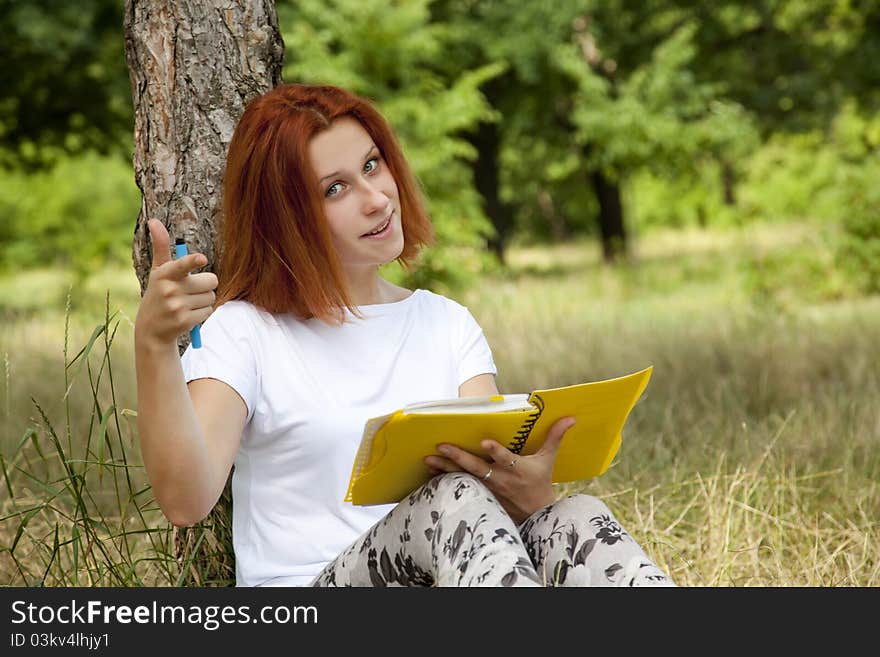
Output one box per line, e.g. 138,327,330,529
344,268,408,306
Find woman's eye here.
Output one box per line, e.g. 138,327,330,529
325,157,380,197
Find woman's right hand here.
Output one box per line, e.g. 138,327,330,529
134,219,218,351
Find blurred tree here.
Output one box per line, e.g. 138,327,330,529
0,0,132,170
681,0,880,203
430,0,759,263
686,0,880,134
557,13,759,226
837,156,880,294
428,1,583,263
124,0,284,587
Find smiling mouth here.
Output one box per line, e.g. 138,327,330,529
361,212,393,237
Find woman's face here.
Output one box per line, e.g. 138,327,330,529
308,117,404,272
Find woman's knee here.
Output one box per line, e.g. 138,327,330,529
432,471,489,496
424,472,500,511
547,493,615,522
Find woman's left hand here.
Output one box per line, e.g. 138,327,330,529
423,416,576,525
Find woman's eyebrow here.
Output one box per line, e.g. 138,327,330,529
319,145,378,183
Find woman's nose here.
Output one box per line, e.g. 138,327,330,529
360,180,388,214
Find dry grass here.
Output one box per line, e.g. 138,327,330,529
1,222,878,586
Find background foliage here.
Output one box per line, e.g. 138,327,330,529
0,0,877,291
0,0,878,291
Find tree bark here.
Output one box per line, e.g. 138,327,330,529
123,0,284,586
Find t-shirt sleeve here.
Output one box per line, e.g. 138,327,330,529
179,302,259,424
453,304,497,387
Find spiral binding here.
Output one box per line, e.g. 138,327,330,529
509,394,544,453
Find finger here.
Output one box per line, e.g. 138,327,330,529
181,271,219,294
423,455,464,473
479,439,516,465
148,221,209,279
436,443,492,478
188,305,214,327
149,254,207,284
153,251,207,283
184,291,216,312
535,416,576,458
147,219,173,269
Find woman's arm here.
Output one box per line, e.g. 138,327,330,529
458,373,499,397
135,344,245,526
135,219,244,527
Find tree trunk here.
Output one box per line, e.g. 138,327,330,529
466,118,514,265
123,0,284,586
538,188,568,241
721,158,737,206
589,167,627,263
464,69,517,265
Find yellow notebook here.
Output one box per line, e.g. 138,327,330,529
345,366,653,506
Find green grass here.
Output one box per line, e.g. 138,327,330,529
1,221,877,586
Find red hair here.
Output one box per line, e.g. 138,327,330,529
215,83,434,323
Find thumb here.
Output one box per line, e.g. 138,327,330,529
536,416,576,458
147,219,172,269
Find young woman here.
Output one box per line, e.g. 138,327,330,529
134,83,674,587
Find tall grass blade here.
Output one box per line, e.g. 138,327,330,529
0,451,13,500
10,506,41,553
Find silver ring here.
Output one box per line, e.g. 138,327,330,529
508,458,518,469
482,467,493,481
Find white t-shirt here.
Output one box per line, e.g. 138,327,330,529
179,289,497,587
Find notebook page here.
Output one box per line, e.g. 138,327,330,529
403,394,531,415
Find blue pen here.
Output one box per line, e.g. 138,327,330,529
174,237,203,349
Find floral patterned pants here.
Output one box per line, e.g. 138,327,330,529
311,473,674,587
